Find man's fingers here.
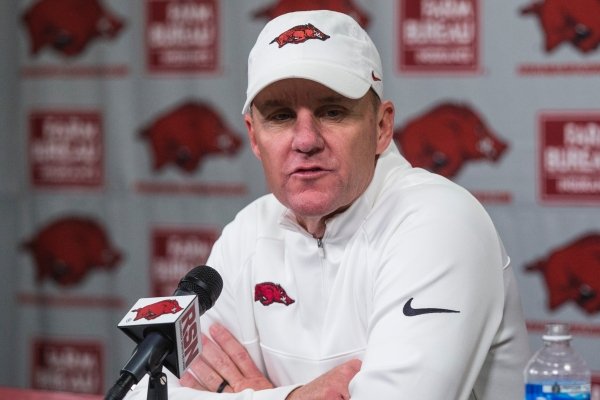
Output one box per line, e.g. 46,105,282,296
285,359,362,400
326,359,361,385
337,359,361,399
342,359,362,376
200,332,245,384
184,355,234,393
209,323,263,377
179,370,207,391
181,325,273,393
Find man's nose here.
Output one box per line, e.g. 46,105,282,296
291,110,324,154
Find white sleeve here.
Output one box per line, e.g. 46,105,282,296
350,185,517,399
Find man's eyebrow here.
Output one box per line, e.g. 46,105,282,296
255,99,288,110
316,95,352,104
254,95,355,111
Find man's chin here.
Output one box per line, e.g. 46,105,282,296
289,196,352,220
287,196,336,218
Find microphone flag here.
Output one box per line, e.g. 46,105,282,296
117,294,201,378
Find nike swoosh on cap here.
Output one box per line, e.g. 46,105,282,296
403,297,460,316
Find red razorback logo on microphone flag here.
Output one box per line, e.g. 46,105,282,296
270,23,330,47
132,299,184,321
254,282,295,306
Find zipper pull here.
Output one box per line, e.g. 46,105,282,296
316,238,325,258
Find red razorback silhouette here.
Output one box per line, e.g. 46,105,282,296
526,233,600,314
270,23,330,48
254,282,295,306
253,0,369,28
22,0,125,57
21,216,122,286
140,101,243,173
394,102,508,178
521,0,600,53
132,299,183,321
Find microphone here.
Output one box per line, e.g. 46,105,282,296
105,265,223,400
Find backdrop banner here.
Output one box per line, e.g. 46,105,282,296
1,0,599,396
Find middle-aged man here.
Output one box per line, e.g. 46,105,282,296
126,10,531,400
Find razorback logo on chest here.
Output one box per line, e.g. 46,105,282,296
254,282,295,306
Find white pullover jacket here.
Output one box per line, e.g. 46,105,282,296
127,144,530,400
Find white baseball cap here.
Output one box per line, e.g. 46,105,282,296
242,10,383,114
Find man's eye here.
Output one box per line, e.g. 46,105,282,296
269,111,293,122
321,108,345,119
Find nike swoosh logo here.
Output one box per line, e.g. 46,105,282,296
403,297,460,316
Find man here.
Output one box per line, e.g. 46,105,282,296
126,10,530,400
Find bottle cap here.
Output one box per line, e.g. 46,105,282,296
542,323,572,341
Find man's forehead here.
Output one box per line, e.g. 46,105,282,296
253,79,359,108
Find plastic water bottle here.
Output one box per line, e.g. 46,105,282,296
524,323,591,399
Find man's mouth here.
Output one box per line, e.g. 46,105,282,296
291,166,328,178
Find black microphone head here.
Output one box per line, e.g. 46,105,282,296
174,265,223,314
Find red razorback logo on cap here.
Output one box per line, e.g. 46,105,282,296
270,23,330,47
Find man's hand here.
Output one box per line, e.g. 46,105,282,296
180,323,274,393
285,359,361,400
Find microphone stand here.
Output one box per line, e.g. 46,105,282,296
147,368,168,400
104,367,169,400
105,332,172,400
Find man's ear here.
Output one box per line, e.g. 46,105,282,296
244,112,262,160
376,100,395,155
